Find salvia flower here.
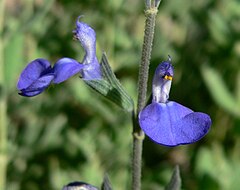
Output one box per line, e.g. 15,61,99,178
17,16,101,97
62,181,98,190
139,57,211,146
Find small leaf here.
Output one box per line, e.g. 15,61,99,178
201,65,240,117
165,165,181,190
101,174,113,190
84,53,134,112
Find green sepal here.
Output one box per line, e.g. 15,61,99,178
165,165,181,190
101,174,113,190
84,53,134,112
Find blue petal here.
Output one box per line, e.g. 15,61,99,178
173,112,211,145
154,61,174,78
72,16,102,80
52,58,84,84
17,59,52,90
81,57,102,80
63,181,98,190
73,16,96,64
18,74,54,97
139,101,211,146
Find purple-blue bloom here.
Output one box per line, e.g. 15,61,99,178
17,16,101,97
62,181,98,190
139,57,211,146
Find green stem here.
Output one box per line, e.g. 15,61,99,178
136,7,158,115
0,0,7,189
132,1,161,190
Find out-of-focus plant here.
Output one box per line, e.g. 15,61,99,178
0,0,7,189
14,0,212,190
201,65,240,118
3,0,240,190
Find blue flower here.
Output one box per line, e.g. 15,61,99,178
17,16,101,97
139,57,211,146
62,181,98,190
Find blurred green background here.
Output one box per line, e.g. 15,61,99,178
1,0,240,189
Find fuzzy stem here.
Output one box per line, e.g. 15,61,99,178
132,1,161,190
0,0,7,189
136,7,158,116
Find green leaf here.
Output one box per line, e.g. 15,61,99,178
208,11,230,46
4,34,25,90
84,53,134,112
196,144,240,190
165,165,181,190
201,65,240,117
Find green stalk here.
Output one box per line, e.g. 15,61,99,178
131,1,161,190
0,0,7,189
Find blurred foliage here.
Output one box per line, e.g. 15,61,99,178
1,0,240,189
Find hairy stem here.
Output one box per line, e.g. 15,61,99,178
0,0,7,189
132,1,161,190
136,7,158,116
